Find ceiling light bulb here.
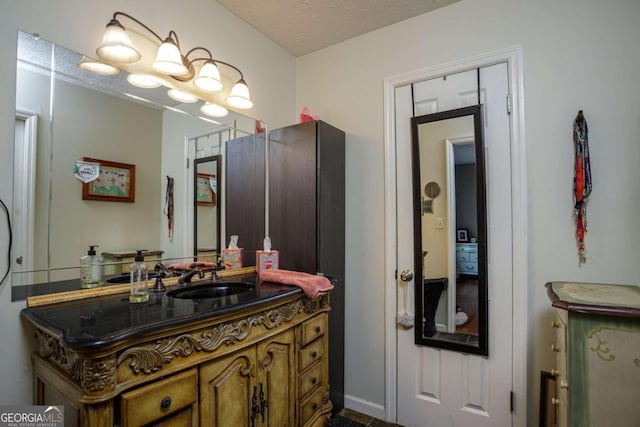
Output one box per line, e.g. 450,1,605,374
127,73,163,88
200,102,229,117
152,38,188,75
226,79,254,109
167,88,198,103
96,19,141,63
194,61,223,92
78,57,120,75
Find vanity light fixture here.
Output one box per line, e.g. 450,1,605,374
226,78,254,109
78,56,120,75
93,11,254,112
200,102,229,118
167,88,199,104
126,73,163,88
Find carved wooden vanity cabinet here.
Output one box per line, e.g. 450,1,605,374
22,282,332,427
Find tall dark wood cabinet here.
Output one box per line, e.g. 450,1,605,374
225,133,266,267
269,120,345,412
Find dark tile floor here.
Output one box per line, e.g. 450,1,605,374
331,408,403,427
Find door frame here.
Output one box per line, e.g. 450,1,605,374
13,110,38,280
382,46,527,425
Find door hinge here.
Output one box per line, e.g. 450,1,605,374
510,391,515,412
506,93,512,115
186,158,190,168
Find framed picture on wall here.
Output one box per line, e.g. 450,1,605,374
81,158,135,203
196,173,217,206
456,228,469,242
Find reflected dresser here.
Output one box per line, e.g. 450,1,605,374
455,243,478,276
546,281,640,427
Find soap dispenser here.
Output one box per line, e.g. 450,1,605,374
129,250,149,303
80,245,104,289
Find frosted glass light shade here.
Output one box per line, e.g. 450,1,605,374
194,61,223,92
78,57,120,75
152,39,188,75
226,79,253,109
167,89,198,103
201,102,229,117
96,21,141,63
127,73,163,88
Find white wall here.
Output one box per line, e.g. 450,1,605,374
0,0,296,404
296,0,640,424
50,79,163,275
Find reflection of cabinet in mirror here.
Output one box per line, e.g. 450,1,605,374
269,120,345,411
225,133,266,268
102,250,164,274
455,243,478,276
196,249,218,264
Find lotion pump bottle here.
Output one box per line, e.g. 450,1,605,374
80,245,104,289
129,250,149,303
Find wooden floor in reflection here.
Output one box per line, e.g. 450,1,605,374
456,277,478,336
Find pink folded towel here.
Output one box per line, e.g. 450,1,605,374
258,269,334,299
168,262,216,270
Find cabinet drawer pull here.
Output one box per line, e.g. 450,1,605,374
551,344,560,353
311,377,317,385
551,320,561,328
550,369,560,377
311,351,317,358
160,396,172,409
315,326,321,334
551,397,560,406
312,402,318,411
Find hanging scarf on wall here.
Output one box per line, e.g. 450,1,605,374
573,110,592,265
164,176,174,241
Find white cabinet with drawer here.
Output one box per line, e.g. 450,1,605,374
456,243,478,276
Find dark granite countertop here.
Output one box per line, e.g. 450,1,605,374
20,275,301,351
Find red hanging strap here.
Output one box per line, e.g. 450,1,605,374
573,111,592,265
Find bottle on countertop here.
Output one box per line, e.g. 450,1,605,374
129,250,149,303
80,245,104,289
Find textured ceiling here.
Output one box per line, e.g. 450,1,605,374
215,0,461,57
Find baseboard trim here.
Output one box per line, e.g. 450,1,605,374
344,394,386,421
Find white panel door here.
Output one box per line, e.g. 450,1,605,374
396,63,513,427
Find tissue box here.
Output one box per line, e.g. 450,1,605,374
222,248,243,269
257,250,279,271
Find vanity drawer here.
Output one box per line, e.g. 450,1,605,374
301,314,327,346
120,369,197,427
299,338,324,372
300,385,325,426
299,360,323,398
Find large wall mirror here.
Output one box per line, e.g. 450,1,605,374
411,105,488,356
12,31,266,299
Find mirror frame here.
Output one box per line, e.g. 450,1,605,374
411,105,488,356
193,155,222,261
